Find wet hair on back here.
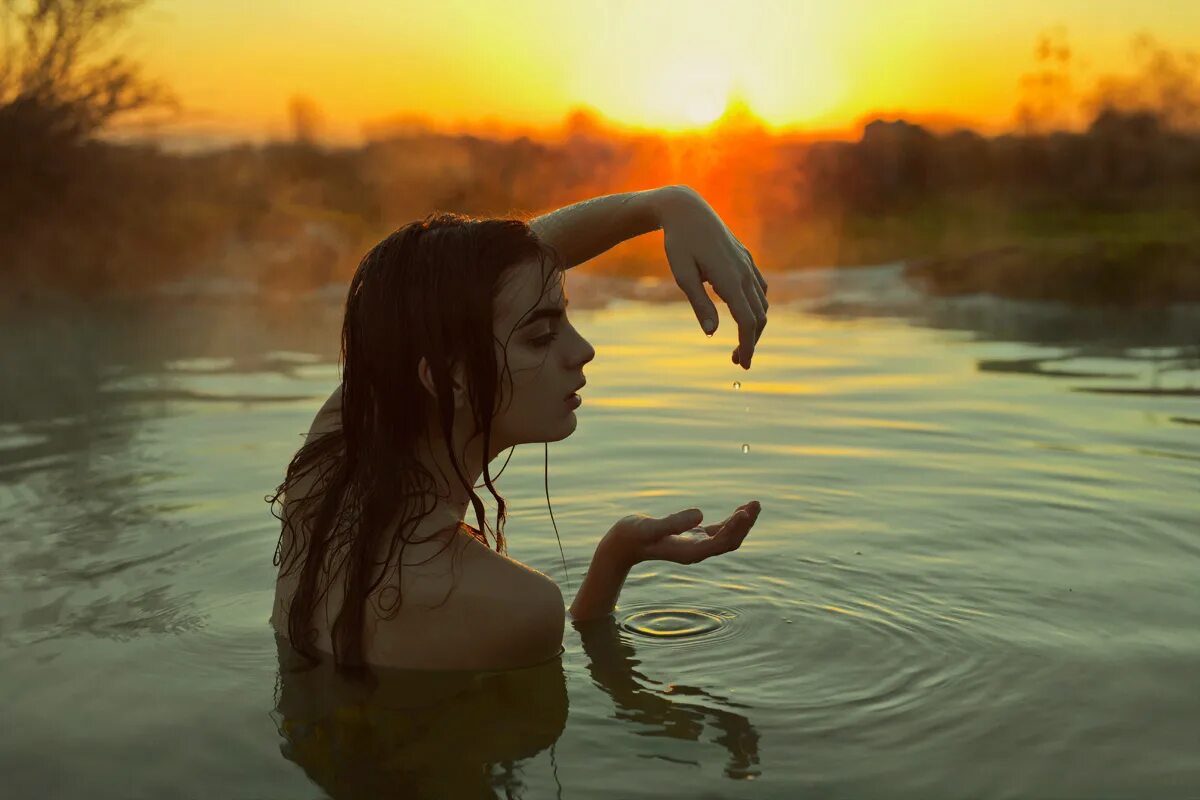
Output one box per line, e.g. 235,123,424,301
267,212,564,674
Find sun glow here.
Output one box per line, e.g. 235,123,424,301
649,59,734,128
132,0,1200,142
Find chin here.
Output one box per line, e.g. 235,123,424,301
498,414,578,448
550,416,578,442
545,412,578,443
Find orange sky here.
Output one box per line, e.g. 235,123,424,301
129,0,1200,142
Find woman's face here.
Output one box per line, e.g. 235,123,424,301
490,260,594,448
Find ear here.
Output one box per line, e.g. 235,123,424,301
417,356,437,400
417,356,468,409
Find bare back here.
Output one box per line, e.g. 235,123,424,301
270,389,565,671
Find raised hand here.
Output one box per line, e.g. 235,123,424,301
604,501,762,567
656,186,769,369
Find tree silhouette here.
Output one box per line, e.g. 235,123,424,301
0,0,171,142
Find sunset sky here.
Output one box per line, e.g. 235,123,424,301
130,0,1200,142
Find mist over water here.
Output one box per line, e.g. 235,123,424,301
1,266,1198,798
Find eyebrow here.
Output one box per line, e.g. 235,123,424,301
515,297,569,331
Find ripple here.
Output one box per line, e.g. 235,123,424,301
614,602,746,650
142,589,277,679
0,431,50,451
1074,386,1200,397
621,608,726,639
623,564,1003,744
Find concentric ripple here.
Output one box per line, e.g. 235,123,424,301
617,604,742,644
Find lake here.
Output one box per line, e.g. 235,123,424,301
1,264,1198,799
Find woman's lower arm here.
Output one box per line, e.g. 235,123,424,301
568,533,638,622
529,186,688,270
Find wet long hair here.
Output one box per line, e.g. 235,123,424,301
267,212,566,673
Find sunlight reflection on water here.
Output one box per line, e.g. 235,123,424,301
1,266,1198,798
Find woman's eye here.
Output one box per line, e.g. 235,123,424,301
531,333,558,347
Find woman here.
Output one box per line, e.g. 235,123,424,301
269,184,769,673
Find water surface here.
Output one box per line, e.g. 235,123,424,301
1,265,1198,798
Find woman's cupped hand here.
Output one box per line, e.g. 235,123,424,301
604,501,762,567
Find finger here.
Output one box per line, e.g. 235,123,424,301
732,243,769,347
713,504,759,553
665,239,720,335
644,507,703,540
687,515,751,563
700,500,754,535
751,268,769,312
737,249,769,317
733,237,768,296
731,283,767,369
710,277,757,370
750,258,768,298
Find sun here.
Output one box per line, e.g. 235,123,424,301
678,86,728,127
650,59,734,129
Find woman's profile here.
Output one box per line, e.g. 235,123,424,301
268,184,769,673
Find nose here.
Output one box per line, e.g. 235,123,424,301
570,327,596,369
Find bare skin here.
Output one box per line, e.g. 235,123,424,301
270,390,570,671
272,259,590,670
272,186,769,671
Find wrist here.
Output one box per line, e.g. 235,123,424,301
598,528,642,571
568,531,638,622
645,184,698,229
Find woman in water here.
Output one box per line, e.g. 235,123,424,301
269,184,768,673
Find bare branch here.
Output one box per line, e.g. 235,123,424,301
1,0,167,139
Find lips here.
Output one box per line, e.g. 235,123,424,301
565,378,586,399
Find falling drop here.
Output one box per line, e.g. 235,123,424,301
732,381,741,390
741,443,750,454
744,405,750,413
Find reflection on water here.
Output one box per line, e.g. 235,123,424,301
273,635,568,799
977,351,1200,398
273,613,762,797
1,269,1198,798
575,616,761,781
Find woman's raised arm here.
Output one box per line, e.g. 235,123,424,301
531,185,769,369
528,187,672,270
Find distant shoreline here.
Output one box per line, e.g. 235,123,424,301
904,240,1200,307
7,239,1199,312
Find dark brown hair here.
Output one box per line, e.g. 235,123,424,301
268,212,564,673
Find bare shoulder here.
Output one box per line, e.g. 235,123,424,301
452,532,566,668
362,525,564,671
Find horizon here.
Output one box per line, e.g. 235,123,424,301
121,0,1200,147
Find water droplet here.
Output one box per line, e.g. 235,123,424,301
744,405,750,413
732,381,741,390
741,443,750,454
